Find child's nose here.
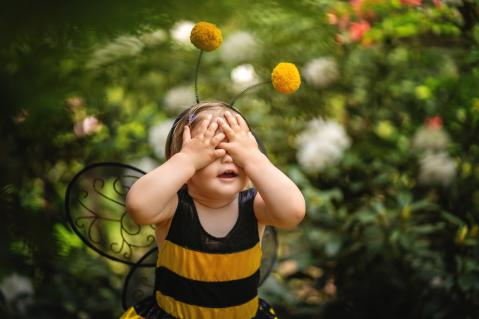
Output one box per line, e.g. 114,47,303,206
222,152,233,163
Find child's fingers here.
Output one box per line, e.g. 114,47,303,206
211,132,225,146
236,114,249,131
224,111,240,130
214,148,226,158
182,125,191,143
197,114,212,136
217,117,235,138
204,121,219,139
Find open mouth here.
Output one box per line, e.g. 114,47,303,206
218,170,238,178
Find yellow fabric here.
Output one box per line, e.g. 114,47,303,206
157,240,262,282
156,290,258,319
119,306,144,319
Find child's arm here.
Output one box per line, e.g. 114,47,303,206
217,112,306,229
127,115,225,225
246,152,305,229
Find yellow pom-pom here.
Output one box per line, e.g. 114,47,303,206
190,21,223,52
271,62,301,94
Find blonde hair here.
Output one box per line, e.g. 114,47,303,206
165,101,237,160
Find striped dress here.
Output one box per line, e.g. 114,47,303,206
120,187,278,319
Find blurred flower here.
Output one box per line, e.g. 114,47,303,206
296,118,351,173
66,96,83,108
349,20,370,42
425,115,442,129
327,12,338,25
230,64,260,91
170,20,195,46
412,122,450,152
303,57,340,89
74,116,102,137
219,31,260,63
190,21,223,51
87,35,144,68
140,29,167,47
14,109,29,124
271,63,301,94
164,85,196,113
149,119,175,159
276,260,299,277
418,151,456,186
430,276,443,288
0,273,34,314
129,157,158,172
400,0,422,5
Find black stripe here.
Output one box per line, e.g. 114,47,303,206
156,266,259,308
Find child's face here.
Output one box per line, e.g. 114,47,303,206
186,108,250,198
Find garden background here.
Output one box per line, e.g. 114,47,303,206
1,0,479,318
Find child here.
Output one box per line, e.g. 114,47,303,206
120,101,306,319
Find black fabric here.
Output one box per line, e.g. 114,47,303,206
156,267,260,308
166,187,259,254
128,296,279,319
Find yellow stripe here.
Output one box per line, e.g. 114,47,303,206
119,306,144,319
157,240,262,282
156,290,258,319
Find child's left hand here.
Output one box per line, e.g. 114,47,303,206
216,111,262,168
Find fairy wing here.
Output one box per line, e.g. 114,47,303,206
259,225,278,286
65,162,156,266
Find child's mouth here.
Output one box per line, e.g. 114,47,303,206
218,172,238,178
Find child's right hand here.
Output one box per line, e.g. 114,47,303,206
179,114,226,171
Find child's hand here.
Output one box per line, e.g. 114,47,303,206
180,114,226,171
216,111,262,168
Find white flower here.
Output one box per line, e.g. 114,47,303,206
230,64,260,92
0,273,34,314
87,35,144,68
170,20,194,46
149,119,175,159
129,157,158,172
164,85,196,113
412,126,450,152
296,118,351,173
219,31,260,63
303,57,340,89
74,116,101,137
140,29,167,47
418,151,457,186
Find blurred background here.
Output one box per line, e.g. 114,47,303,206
1,0,479,318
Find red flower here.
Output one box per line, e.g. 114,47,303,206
349,20,371,42
425,116,443,129
400,0,422,6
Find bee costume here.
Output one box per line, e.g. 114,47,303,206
65,21,301,319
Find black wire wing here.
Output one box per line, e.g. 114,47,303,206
65,162,156,266
259,225,278,286
121,225,278,310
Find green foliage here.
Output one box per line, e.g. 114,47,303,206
1,0,479,318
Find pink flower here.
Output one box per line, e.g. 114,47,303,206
433,0,441,7
425,116,443,129
349,20,371,42
74,116,101,137
337,15,350,31
327,12,338,25
400,0,422,6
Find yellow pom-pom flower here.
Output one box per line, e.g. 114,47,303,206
271,62,301,94
190,21,223,52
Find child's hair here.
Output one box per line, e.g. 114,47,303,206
165,101,239,160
